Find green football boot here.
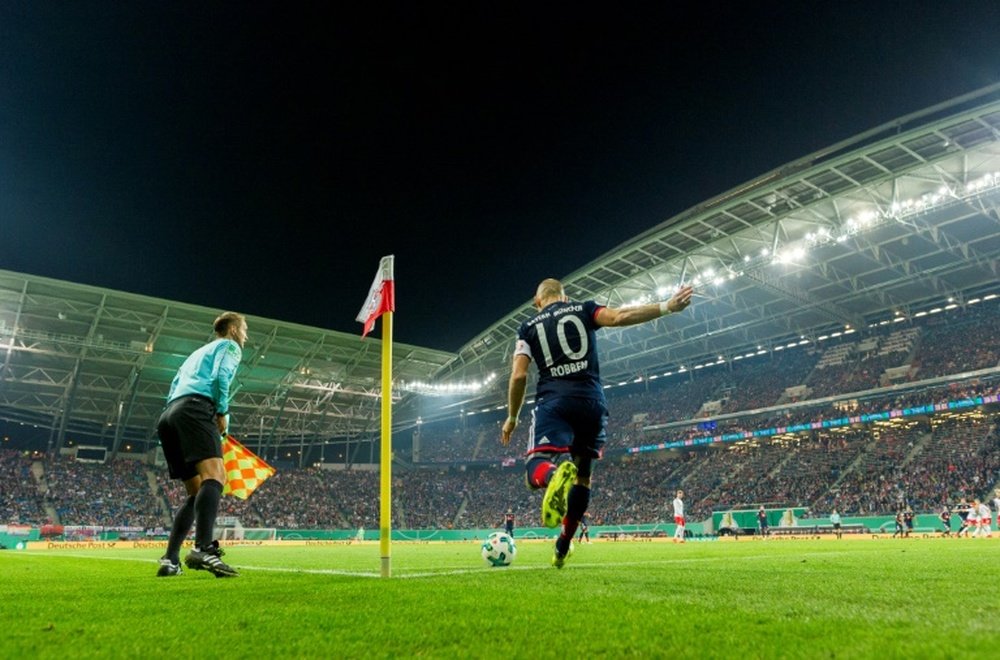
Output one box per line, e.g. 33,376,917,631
541,461,577,528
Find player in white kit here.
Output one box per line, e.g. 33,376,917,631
672,490,686,543
975,500,992,538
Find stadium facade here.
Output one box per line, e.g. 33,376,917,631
2,84,1000,463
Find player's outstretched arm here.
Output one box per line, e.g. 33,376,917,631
501,354,530,445
596,285,694,328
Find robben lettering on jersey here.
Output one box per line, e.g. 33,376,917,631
514,300,605,401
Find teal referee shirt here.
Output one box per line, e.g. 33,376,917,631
166,338,242,415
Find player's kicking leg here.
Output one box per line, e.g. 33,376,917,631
552,454,593,568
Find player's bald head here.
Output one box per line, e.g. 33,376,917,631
534,278,566,309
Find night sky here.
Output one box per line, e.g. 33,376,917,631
3,3,999,351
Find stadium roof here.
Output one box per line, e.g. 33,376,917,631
0,271,454,454
424,84,1000,418
5,84,1000,456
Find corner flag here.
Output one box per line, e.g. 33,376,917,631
356,255,396,577
356,255,395,337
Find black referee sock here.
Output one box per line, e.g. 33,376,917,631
165,496,195,563
193,479,223,551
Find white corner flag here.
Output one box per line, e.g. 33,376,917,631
355,255,395,338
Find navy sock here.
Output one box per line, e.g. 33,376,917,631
193,479,223,550
558,485,590,549
165,495,195,563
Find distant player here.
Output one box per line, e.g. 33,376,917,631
939,506,952,537
903,508,914,538
967,501,982,537
501,278,693,568
672,490,686,543
830,509,842,539
503,509,515,537
974,500,992,538
993,489,1000,529
757,506,769,537
956,499,973,538
891,510,905,538
578,513,591,544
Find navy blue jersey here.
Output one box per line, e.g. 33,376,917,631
515,300,605,401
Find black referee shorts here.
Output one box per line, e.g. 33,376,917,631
157,395,222,481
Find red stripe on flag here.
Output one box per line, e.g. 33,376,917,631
357,256,395,338
361,279,394,337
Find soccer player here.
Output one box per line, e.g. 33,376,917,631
967,500,982,538
903,508,914,538
891,510,905,538
956,499,972,538
155,312,246,578
500,278,693,568
757,506,769,537
503,509,515,537
993,489,1000,530
578,512,591,544
830,509,842,539
939,506,952,537
974,499,992,538
672,490,686,543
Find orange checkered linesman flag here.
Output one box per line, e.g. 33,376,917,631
221,435,276,500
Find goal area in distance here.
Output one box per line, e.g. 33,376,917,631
219,527,278,541
714,507,807,532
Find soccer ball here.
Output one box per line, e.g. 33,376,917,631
481,532,517,567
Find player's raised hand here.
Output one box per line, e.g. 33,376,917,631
668,285,694,313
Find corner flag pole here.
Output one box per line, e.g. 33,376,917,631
355,255,395,578
379,309,393,578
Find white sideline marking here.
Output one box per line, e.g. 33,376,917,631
4,550,847,579
4,552,381,578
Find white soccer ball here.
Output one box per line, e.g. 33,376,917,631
481,531,517,567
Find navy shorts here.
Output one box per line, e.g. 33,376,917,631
526,396,608,459
156,395,222,481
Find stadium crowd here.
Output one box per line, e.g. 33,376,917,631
0,448,48,525
3,302,998,533
43,457,162,528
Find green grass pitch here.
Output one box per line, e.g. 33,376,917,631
2,537,998,658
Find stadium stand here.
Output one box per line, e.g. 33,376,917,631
0,448,48,525
42,457,162,528
3,278,999,535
